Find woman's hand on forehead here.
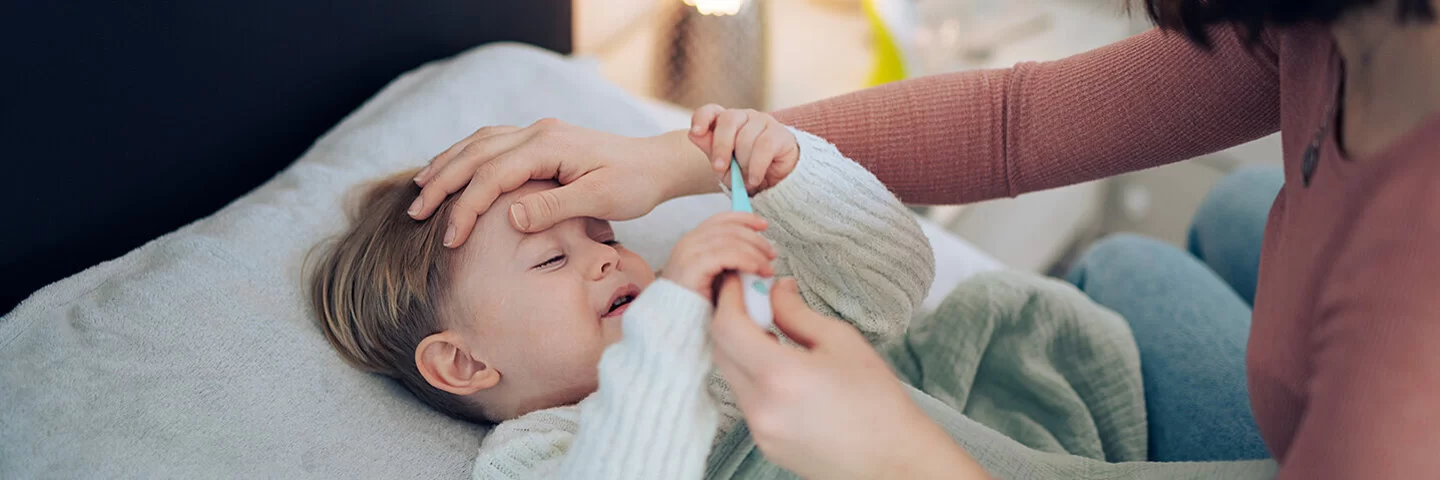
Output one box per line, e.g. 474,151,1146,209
409,119,714,248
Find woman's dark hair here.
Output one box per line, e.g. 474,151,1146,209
1142,0,1436,47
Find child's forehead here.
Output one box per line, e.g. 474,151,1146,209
470,180,607,246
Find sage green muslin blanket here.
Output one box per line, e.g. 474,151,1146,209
705,271,1277,479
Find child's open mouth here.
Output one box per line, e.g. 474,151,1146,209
602,285,639,319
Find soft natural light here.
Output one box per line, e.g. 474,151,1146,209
683,0,746,16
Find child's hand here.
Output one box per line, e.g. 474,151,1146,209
689,104,800,194
663,212,777,301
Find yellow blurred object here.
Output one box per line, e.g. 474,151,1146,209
862,0,910,86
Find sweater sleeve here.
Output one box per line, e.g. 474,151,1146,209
772,26,1281,205
472,280,719,480
749,127,935,346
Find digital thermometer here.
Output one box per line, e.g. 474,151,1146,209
729,158,776,329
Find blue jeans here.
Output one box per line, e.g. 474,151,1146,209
1065,166,1283,462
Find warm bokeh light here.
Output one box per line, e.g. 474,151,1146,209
683,0,746,16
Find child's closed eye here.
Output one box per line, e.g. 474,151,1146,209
533,240,621,269
534,254,566,269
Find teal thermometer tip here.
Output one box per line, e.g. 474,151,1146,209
730,157,774,329
729,158,752,213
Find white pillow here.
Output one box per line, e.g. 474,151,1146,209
0,42,1000,477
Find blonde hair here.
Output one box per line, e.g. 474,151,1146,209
307,169,485,423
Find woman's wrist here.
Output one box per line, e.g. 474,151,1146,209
913,440,988,479
884,411,989,479
651,129,722,200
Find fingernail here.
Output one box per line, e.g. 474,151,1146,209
414,165,431,183
443,224,457,247
509,203,530,230
407,197,423,216
691,125,703,134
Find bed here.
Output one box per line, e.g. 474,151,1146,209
0,2,1002,477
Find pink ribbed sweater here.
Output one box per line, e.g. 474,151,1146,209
776,25,1440,478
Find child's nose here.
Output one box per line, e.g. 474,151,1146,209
587,244,622,280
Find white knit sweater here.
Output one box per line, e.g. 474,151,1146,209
471,128,935,479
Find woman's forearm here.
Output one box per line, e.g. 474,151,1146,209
772,27,1281,205
654,129,723,200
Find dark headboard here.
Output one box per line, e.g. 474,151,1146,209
0,1,571,312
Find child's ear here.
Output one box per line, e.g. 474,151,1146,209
415,331,500,396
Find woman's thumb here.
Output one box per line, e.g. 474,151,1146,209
511,183,601,232
769,278,835,349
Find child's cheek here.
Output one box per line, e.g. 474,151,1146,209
621,249,656,288
601,317,624,346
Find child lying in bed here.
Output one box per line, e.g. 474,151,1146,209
307,107,934,479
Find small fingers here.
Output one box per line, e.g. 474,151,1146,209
749,132,782,186
685,233,775,277
723,225,777,261
691,218,774,257
690,104,727,170
691,104,725,136
745,122,776,189
735,113,768,189
717,239,777,276
700,211,769,232
710,109,749,171
734,111,765,157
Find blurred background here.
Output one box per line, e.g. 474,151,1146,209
573,0,1282,274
